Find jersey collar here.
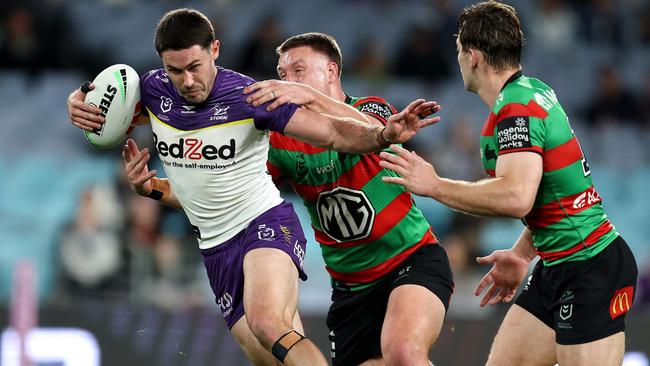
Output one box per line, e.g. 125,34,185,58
501,70,523,91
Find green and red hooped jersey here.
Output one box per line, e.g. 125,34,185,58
267,95,437,288
480,71,618,266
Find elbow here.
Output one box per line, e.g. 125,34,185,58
502,190,535,219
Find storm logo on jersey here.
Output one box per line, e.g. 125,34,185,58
153,132,236,160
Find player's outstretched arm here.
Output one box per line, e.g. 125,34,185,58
122,139,182,210
474,228,537,307
244,80,377,124
67,83,105,131
283,99,440,154
380,146,542,218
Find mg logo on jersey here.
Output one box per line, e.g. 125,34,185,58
316,187,375,242
152,132,236,160
610,286,634,319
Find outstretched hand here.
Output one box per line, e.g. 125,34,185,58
382,99,441,144
379,144,440,197
122,139,157,196
474,249,531,307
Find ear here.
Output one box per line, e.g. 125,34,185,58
468,48,481,69
327,61,339,83
211,40,221,61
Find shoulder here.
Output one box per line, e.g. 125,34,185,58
350,95,396,123
217,67,256,89
140,69,167,87
494,76,553,120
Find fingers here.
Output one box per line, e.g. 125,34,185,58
418,116,442,128
415,101,441,118
476,254,496,265
378,159,407,177
266,95,290,111
480,283,500,307
127,139,140,156
504,290,517,303
381,176,406,186
243,80,272,95
387,144,412,159
474,272,493,296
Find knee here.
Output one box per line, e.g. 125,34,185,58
382,341,427,366
246,313,291,348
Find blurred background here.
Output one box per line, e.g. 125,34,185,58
0,0,649,364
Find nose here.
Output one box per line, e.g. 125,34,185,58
183,70,194,89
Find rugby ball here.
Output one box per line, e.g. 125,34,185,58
83,64,141,148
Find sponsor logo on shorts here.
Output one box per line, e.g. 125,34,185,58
523,275,533,291
217,292,233,317
610,286,634,319
280,225,292,247
559,304,573,320
293,240,305,269
257,224,275,241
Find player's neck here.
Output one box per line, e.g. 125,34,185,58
478,68,521,109
330,86,347,102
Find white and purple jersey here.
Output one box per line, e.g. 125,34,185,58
140,67,298,249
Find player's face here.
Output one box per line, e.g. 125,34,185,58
277,45,332,96
456,37,477,93
161,41,220,104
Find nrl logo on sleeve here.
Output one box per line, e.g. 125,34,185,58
358,101,392,121
497,116,531,150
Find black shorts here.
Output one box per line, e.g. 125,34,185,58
515,236,637,345
326,244,454,366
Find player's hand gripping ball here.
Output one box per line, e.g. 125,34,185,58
83,64,140,148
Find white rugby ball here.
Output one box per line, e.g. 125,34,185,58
83,64,141,148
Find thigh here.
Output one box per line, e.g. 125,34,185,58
327,286,385,366
381,284,446,353
557,331,625,366
243,247,300,325
381,244,453,352
487,304,557,366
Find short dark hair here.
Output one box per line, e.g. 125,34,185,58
457,1,524,70
154,8,215,54
276,32,343,75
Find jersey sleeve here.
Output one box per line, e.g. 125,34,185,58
267,132,287,186
352,96,396,125
494,102,548,156
252,102,299,133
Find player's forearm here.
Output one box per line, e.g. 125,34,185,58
431,176,533,218
511,228,537,262
326,115,388,153
149,177,183,210
306,92,376,125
